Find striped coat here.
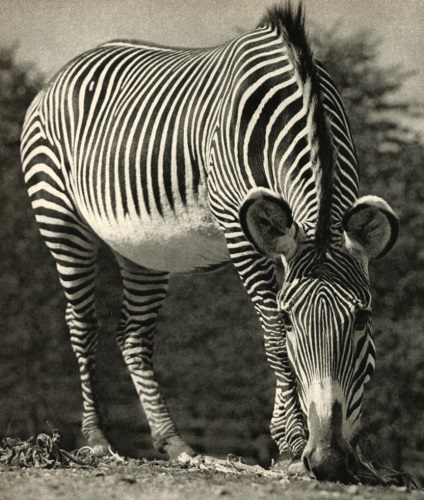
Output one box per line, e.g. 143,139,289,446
21,4,399,482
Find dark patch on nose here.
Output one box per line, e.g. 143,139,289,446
308,400,343,445
329,401,343,442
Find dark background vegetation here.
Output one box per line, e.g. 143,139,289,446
1,27,423,478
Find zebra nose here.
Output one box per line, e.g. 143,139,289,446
303,397,358,482
302,444,350,482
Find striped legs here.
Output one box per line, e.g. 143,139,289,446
115,255,195,460
223,226,307,461
36,217,109,453
63,260,109,453
267,338,307,462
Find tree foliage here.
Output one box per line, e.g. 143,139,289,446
0,47,78,443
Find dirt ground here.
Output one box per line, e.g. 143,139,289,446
1,459,423,500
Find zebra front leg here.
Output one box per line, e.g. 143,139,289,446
224,228,307,464
265,331,307,471
115,256,195,461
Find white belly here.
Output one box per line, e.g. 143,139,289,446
85,198,230,273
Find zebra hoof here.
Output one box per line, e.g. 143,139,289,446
87,437,110,457
91,443,110,457
163,436,196,462
271,451,293,474
272,454,309,479
287,458,308,476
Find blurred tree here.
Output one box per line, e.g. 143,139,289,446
362,318,424,470
0,46,79,442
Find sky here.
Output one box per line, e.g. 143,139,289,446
1,0,423,106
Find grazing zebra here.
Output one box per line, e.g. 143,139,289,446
21,3,399,481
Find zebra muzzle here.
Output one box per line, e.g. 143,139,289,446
302,400,357,483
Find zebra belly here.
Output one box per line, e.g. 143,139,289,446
88,203,230,273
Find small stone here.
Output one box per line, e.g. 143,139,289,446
346,485,359,495
265,485,277,494
217,487,231,496
301,475,313,481
395,486,408,493
308,481,320,489
279,479,290,486
177,452,193,464
119,474,137,484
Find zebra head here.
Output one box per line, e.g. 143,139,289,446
239,188,399,481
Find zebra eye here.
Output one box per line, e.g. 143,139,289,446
281,310,292,329
354,308,371,331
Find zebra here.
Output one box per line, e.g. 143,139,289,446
21,3,399,482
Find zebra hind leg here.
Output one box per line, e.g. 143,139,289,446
22,132,109,453
115,254,195,461
40,221,109,454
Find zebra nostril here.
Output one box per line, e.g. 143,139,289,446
303,454,312,473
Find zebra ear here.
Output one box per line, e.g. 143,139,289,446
343,196,399,260
239,188,300,259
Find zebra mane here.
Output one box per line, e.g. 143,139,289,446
259,3,336,256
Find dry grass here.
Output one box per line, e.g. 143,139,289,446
1,432,422,500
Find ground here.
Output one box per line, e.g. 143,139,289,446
1,459,423,500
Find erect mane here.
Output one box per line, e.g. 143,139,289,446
259,3,336,255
